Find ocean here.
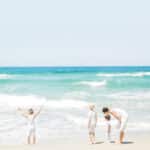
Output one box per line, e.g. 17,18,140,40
0,66,150,143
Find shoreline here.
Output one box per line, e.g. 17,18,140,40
0,133,150,150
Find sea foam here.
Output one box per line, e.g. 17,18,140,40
0,74,12,79
0,94,89,109
77,80,107,87
97,72,150,77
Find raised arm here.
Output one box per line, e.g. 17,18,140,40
17,108,28,118
33,106,43,119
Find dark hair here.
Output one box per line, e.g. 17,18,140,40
105,115,111,121
102,107,109,113
29,108,34,115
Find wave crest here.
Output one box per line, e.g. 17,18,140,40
0,94,89,109
77,80,106,87
97,72,150,77
0,74,12,79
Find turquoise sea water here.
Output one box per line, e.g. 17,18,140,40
0,66,150,143
1,66,150,96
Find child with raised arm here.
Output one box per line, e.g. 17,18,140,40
88,104,98,144
18,106,43,144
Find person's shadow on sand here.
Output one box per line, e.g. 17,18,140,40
122,141,134,144
94,141,134,145
110,141,134,144
95,141,104,144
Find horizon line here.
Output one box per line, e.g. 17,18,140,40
0,65,150,68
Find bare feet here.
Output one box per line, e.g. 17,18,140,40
115,141,122,144
89,142,95,145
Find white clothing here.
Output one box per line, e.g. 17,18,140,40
88,110,97,133
111,108,128,131
27,115,36,135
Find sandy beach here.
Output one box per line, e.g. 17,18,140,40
0,134,149,150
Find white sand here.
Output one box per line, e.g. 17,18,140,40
0,134,149,150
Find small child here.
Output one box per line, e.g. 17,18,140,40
88,104,98,144
104,115,111,142
18,106,43,144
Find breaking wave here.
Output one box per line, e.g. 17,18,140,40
77,80,107,87
97,72,150,77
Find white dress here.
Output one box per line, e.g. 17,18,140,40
111,108,128,132
27,115,36,135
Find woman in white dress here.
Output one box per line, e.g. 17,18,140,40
102,107,128,144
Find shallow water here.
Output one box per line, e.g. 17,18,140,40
0,67,150,143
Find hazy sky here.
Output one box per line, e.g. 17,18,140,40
0,0,150,66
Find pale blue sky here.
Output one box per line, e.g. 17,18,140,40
0,0,150,66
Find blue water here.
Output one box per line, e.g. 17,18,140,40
0,66,150,143
1,66,150,97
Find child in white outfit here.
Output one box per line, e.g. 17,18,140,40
18,107,42,144
88,104,98,144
